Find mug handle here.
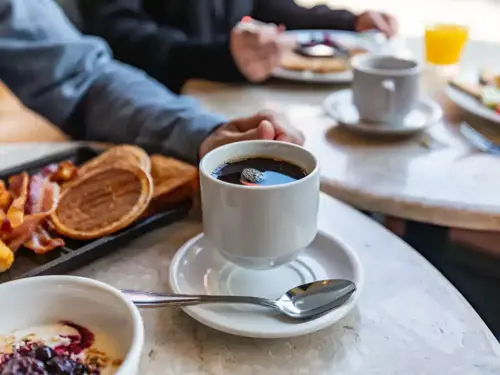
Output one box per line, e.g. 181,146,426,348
381,79,396,122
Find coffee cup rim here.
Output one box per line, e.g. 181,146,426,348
351,54,421,76
199,140,319,190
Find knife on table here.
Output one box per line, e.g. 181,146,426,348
459,122,500,155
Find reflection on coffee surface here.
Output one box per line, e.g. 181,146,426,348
212,157,307,186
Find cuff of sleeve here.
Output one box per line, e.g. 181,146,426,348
336,10,357,31
156,105,226,165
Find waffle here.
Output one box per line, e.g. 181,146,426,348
50,164,153,240
142,155,199,216
77,145,151,177
280,52,349,74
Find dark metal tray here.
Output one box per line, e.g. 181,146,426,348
0,145,192,282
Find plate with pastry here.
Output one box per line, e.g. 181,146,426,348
447,69,500,124
0,145,196,280
273,30,385,83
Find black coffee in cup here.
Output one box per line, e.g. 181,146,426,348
212,157,307,186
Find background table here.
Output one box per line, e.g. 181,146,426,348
184,37,500,230
2,143,500,374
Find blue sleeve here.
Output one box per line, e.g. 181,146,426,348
0,0,225,163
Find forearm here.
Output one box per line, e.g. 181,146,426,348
80,1,245,93
71,61,226,164
0,0,225,164
252,0,356,31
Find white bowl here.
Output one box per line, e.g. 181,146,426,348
0,276,144,375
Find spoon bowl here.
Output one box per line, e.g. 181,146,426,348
121,279,356,320
276,279,356,318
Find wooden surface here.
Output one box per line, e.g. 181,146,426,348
0,81,68,143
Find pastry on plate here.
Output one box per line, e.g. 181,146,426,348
449,79,483,99
479,69,500,87
142,155,199,216
280,52,349,74
50,164,153,240
280,46,368,74
78,145,151,176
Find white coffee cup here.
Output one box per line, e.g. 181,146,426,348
351,54,421,124
199,141,320,270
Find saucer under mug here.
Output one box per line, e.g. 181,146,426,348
169,229,363,338
323,89,442,135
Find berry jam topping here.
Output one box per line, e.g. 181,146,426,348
0,322,100,375
54,322,95,356
0,354,46,375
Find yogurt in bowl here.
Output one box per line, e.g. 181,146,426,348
0,276,144,375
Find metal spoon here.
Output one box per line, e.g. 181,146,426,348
121,279,356,320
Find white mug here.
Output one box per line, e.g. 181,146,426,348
351,54,421,124
199,141,320,270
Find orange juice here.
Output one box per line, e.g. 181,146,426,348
425,24,468,65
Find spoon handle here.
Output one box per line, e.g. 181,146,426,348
121,290,277,309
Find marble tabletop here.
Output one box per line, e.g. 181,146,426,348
184,37,500,230
1,143,500,374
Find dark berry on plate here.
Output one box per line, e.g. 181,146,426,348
0,354,48,375
34,346,56,362
46,356,78,374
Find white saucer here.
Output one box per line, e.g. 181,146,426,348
169,230,363,338
323,89,443,135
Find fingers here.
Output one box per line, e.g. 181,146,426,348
278,33,299,51
237,32,283,82
229,111,304,145
224,120,276,144
356,11,398,38
258,111,305,145
372,12,398,38
255,120,276,140
200,114,305,157
232,21,293,83
382,13,398,37
370,12,392,37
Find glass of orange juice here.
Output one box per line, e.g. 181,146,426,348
425,24,469,65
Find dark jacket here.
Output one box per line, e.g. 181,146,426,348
79,0,357,92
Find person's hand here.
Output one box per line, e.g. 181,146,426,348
230,22,296,83
355,11,398,38
199,111,304,158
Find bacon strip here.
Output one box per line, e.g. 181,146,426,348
50,161,78,185
24,226,65,254
5,214,44,252
6,173,28,228
41,161,78,185
0,161,78,267
4,175,63,252
0,180,12,212
0,209,12,240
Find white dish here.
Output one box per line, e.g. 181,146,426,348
272,30,386,83
446,84,500,124
0,276,144,375
323,89,442,135
169,230,363,338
